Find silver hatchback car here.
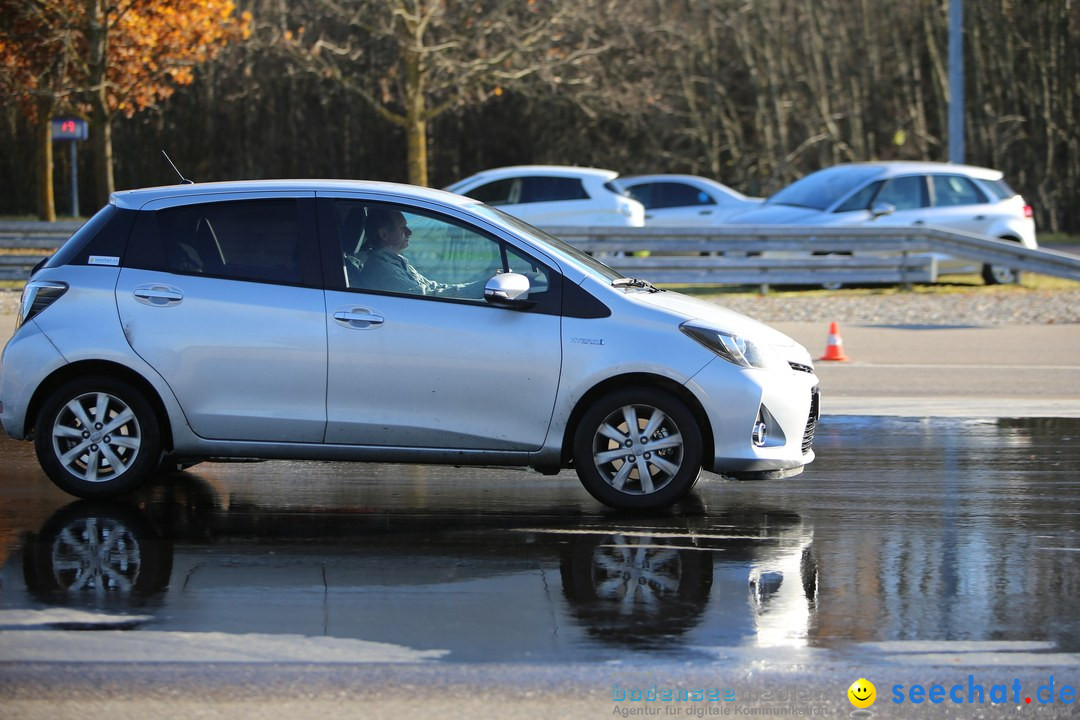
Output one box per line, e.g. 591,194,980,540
1,181,819,509
726,162,1037,285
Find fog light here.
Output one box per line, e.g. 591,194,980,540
752,421,768,447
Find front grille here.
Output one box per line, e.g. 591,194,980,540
802,387,820,454
789,361,815,374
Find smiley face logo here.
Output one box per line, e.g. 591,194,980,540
848,678,876,709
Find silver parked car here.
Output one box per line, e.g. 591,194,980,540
0,180,818,509
618,174,763,226
726,162,1037,284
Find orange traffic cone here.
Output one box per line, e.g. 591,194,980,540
819,322,850,362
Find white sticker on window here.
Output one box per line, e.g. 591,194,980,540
88,256,120,266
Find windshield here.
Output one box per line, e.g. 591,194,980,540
470,204,624,281
768,166,884,210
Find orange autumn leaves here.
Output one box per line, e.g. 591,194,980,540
0,0,251,120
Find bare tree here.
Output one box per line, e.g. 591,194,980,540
282,0,612,186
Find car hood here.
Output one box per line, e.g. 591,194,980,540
632,289,811,362
726,204,832,225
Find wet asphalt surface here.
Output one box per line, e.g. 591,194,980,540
2,415,1079,717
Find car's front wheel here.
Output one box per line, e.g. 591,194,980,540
573,388,703,509
34,376,162,499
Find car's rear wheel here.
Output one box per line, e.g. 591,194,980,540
573,388,702,509
982,263,1021,285
34,376,161,499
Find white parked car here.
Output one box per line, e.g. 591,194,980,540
444,165,645,228
725,162,1037,284
1,179,818,510
618,174,763,226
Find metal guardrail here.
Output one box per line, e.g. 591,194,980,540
0,221,82,280
1,221,1078,288
545,225,1080,290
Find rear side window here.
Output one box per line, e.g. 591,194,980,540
520,177,589,203
44,205,135,270
984,178,1018,201
466,178,518,205
931,175,988,207
129,199,312,285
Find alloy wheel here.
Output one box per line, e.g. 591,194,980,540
50,391,143,483
590,402,685,495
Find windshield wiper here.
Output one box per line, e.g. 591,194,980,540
612,277,661,292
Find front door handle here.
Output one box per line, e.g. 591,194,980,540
334,310,385,329
133,284,184,307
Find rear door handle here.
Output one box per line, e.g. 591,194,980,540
334,309,385,329
133,284,184,307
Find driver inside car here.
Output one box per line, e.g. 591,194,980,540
355,207,486,298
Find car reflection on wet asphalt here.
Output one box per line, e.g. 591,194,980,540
1,416,1078,663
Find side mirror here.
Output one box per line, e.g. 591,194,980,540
870,202,896,218
484,272,532,308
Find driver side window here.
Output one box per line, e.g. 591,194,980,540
876,176,929,211
332,200,552,304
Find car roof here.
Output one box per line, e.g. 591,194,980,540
824,162,1004,180
621,174,725,185
110,179,471,210
452,165,620,182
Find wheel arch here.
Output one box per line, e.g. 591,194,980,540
560,373,714,468
25,360,175,452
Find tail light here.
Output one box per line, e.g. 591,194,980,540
1023,204,1034,219
16,280,68,329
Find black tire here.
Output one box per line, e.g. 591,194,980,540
34,375,162,499
573,388,703,510
982,262,1021,285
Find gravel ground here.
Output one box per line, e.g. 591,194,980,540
2,286,1078,326
712,288,1080,325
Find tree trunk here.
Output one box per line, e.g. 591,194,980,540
86,0,114,206
405,113,427,187
403,41,427,187
35,100,56,222
91,101,114,205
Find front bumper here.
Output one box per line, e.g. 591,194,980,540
686,358,820,475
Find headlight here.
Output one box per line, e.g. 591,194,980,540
16,280,68,329
680,322,782,369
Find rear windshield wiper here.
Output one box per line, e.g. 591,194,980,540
612,277,662,292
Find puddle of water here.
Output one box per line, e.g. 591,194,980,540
0,417,1077,661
